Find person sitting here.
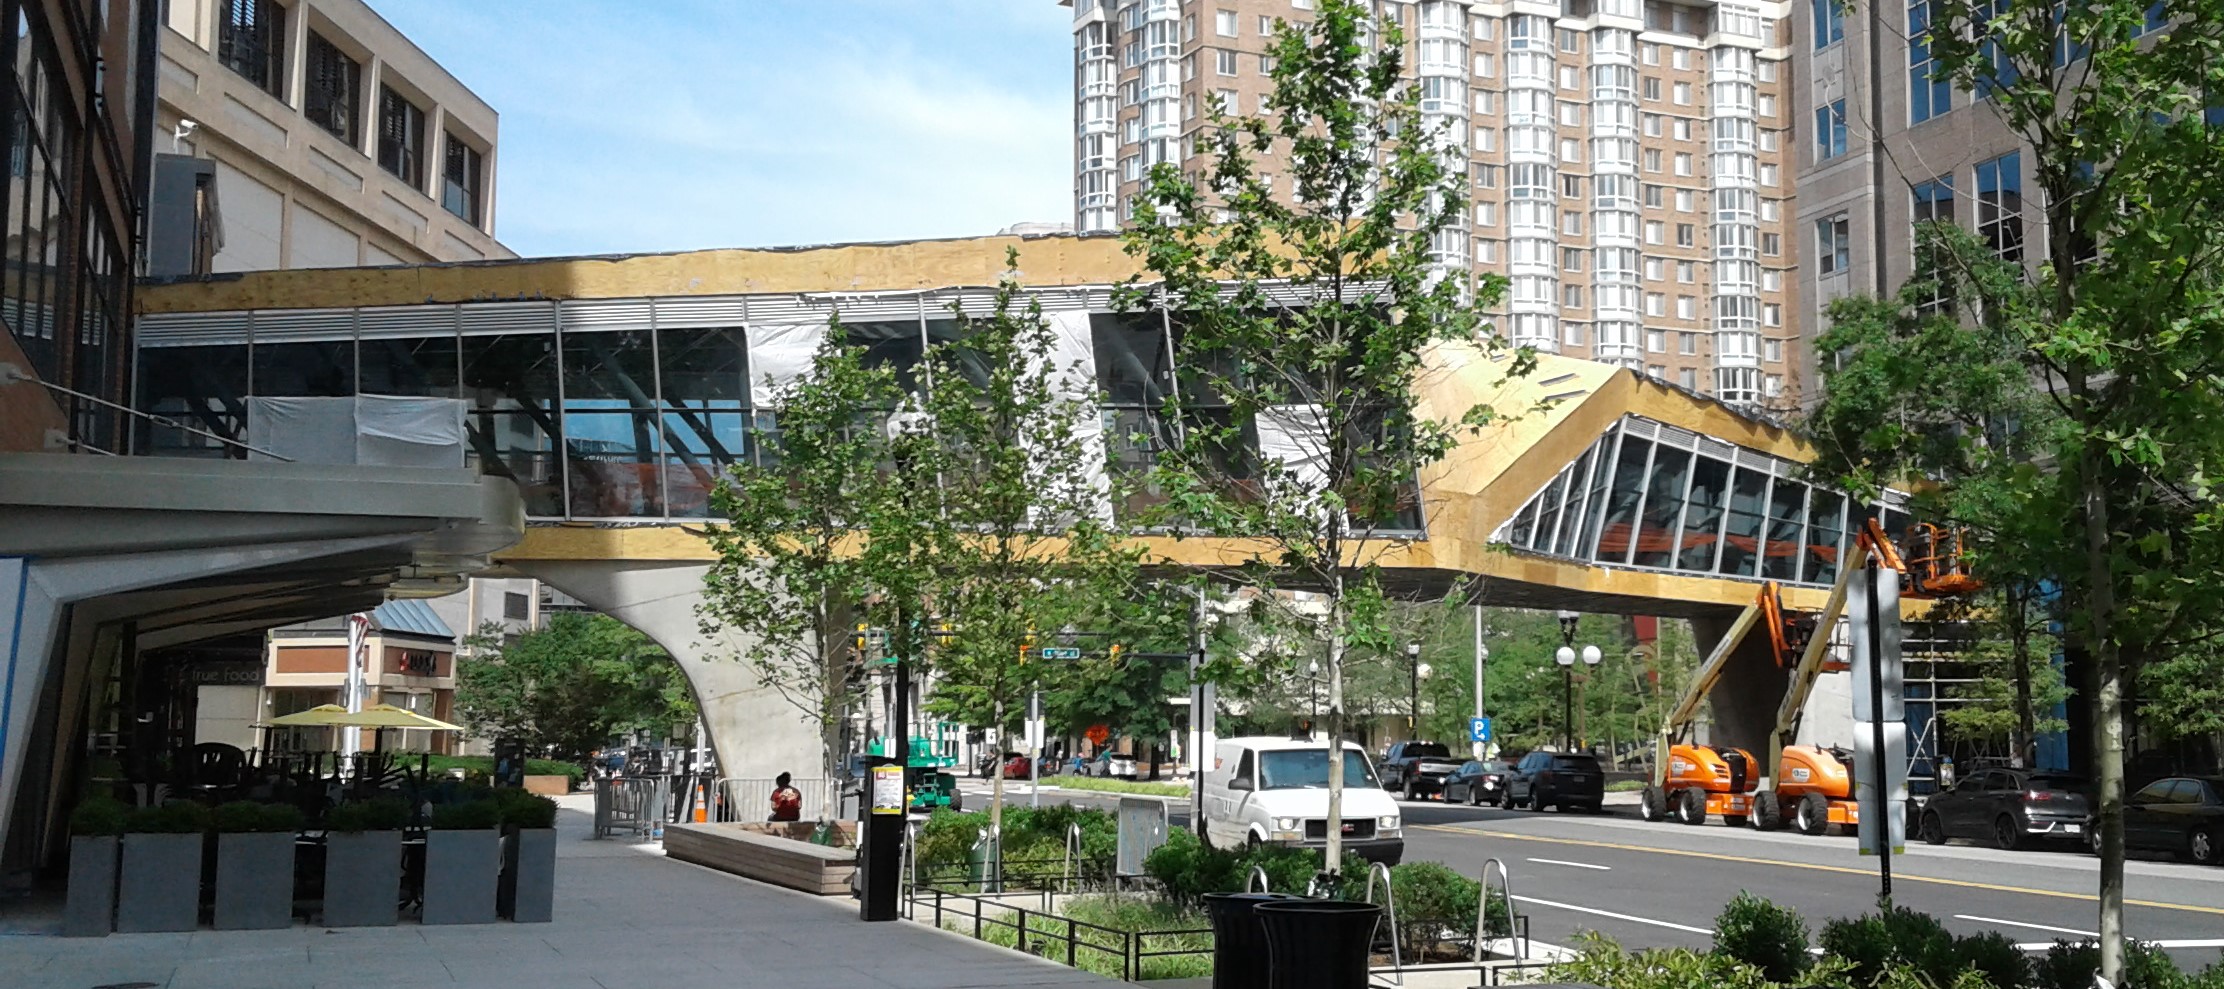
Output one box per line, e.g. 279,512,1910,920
769,772,803,822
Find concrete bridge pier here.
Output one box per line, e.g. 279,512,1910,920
509,560,818,790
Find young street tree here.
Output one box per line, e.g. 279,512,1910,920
1121,0,1525,871
1804,3,2224,978
916,260,1147,837
454,614,698,761
699,341,905,823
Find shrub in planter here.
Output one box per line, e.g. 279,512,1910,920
496,791,558,923
2033,939,2182,989
63,797,127,937
422,799,502,925
1381,861,1490,960
117,802,211,933
213,802,303,930
1712,892,1810,983
321,798,408,928
1822,906,2029,989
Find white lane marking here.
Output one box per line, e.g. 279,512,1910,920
2012,939,2224,951
1481,937,1580,962
1528,857,1611,871
1513,894,1714,935
1955,914,2097,938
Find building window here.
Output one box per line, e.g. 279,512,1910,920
1476,52,1496,77
1476,201,1498,226
1564,284,1585,308
504,592,530,621
1642,43,1658,65
1759,163,1780,185
1563,211,1585,235
1645,258,1665,279
303,34,361,145
1217,9,1238,36
1761,232,1782,256
1644,184,1664,208
1673,153,1692,176
1565,322,1588,346
1562,247,1586,271
1676,295,1696,319
1815,99,1848,160
1813,0,1844,48
1672,48,1690,70
1643,77,1662,100
1764,303,1783,327
1976,152,2023,261
217,0,286,97
1646,328,1666,351
1260,14,1274,35
1909,0,1951,123
1672,82,1691,105
442,133,485,226
1758,94,1777,117
1765,339,1784,362
1675,224,1695,247
1644,149,1663,172
1678,367,1698,389
378,86,427,188
1816,214,1851,275
1673,118,1691,142
1676,260,1695,282
1762,270,1782,291
1679,331,1699,355
1645,294,1666,317
1645,221,1664,244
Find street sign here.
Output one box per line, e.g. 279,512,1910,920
1469,717,1493,743
1038,647,1082,660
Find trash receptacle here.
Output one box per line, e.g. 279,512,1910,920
1202,892,1297,989
1255,899,1383,989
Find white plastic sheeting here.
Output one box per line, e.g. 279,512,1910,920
745,321,831,406
246,396,467,468
1030,310,1113,521
1255,404,1329,492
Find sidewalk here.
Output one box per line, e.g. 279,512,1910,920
2,795,1120,989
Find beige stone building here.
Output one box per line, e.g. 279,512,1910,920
154,0,511,272
1066,0,1805,411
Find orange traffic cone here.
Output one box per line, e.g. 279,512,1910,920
692,780,708,823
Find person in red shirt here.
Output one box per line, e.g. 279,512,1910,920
769,772,803,822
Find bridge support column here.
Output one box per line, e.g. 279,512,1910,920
507,561,817,788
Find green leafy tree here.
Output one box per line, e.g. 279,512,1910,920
904,259,1147,836
455,614,698,760
699,338,904,822
1803,2,2224,978
1120,0,1528,870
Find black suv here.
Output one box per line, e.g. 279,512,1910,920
1379,741,1465,800
1507,751,1605,812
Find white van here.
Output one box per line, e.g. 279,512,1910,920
1200,736,1404,864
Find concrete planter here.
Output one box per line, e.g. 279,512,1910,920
116,833,203,933
422,829,500,925
63,836,117,937
321,831,402,927
498,828,555,923
214,832,296,930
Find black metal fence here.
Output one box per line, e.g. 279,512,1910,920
907,886,1214,983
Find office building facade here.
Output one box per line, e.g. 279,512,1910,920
1066,0,1807,410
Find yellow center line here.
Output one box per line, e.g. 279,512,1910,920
1413,824,2224,917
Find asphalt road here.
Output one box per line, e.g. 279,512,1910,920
959,779,2224,964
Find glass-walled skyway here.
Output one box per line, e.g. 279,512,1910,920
1493,416,1905,589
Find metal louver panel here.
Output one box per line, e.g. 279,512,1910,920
358,304,458,340
249,308,356,342
458,300,556,336
137,311,252,347
558,298,652,333
651,296,750,328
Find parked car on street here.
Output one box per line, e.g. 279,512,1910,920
1442,760,1514,807
1505,751,1605,812
2094,776,2224,864
1083,751,1139,779
1916,769,2089,849
1003,754,1035,780
1378,741,1464,800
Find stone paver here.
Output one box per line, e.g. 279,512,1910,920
0,796,1118,989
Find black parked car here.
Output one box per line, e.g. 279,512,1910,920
1379,741,1465,800
2102,776,2224,864
1442,760,1514,807
1916,769,2090,850
1506,751,1604,812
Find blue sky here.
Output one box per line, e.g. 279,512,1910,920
366,1,1075,259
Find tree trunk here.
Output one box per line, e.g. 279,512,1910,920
1148,742,1163,781
1324,568,1347,875
2082,444,2126,985
2008,586,2038,769
991,696,1007,842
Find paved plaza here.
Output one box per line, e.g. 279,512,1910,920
0,796,1118,989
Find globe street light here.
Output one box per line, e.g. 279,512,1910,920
1553,612,1602,752
1406,641,1426,733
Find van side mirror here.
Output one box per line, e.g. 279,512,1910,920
1229,777,1254,792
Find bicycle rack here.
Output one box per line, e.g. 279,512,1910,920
1063,822,1082,894
1363,860,1404,985
1478,856,1523,963
1247,864,1271,893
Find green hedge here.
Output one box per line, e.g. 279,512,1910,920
1053,776,1190,798
914,805,1121,887
420,754,585,784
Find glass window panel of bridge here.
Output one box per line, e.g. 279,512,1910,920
925,316,998,392
1761,476,1809,581
1676,454,1730,572
1093,311,1177,521
137,343,249,457
844,319,926,396
1592,436,1653,564
1527,461,1575,554
1547,444,1599,557
655,326,750,518
1574,429,1624,558
358,334,460,397
1803,489,1848,585
252,339,356,397
466,410,564,518
1631,444,1693,568
560,328,665,518
1717,466,1771,577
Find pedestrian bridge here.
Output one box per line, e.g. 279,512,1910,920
133,233,1897,778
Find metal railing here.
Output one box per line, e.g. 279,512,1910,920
1479,856,1525,962
1246,864,1271,893
1362,860,1405,983
908,886,1213,983
594,775,670,840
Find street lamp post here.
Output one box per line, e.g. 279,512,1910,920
1554,612,1602,752
1405,642,1429,738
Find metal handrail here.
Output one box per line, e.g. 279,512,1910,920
1063,822,1082,893
1247,864,1271,893
1363,860,1403,983
1478,856,1522,962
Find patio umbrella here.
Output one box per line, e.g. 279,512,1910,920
265,703,463,753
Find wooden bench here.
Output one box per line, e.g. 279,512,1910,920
663,823,856,895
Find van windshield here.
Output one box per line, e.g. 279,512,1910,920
1258,749,1379,790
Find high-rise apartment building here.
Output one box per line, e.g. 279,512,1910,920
151,0,511,273
1067,0,1805,411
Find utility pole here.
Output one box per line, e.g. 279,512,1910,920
1472,605,1486,760
1189,588,1211,834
